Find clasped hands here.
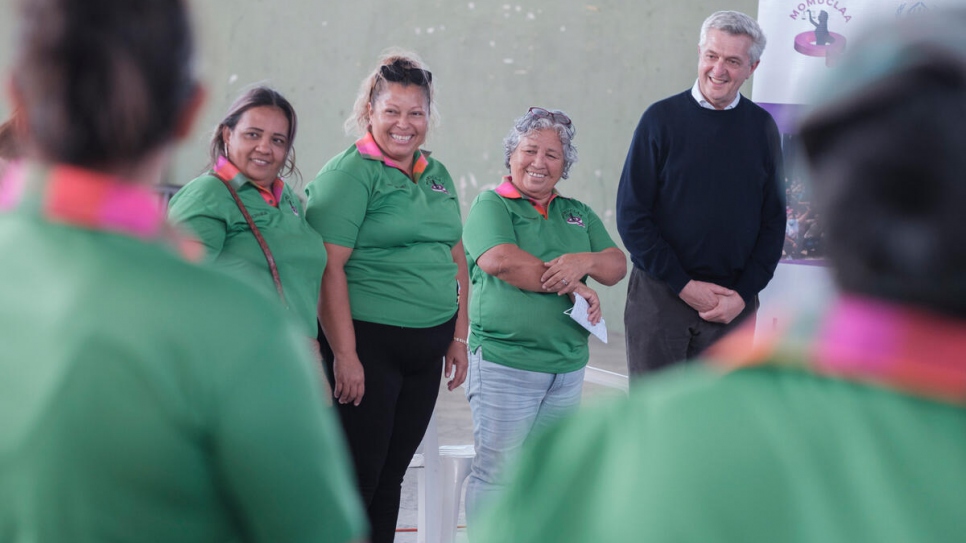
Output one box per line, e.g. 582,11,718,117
679,279,745,324
540,253,602,325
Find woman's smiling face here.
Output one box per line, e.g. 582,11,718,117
222,105,290,187
367,82,429,172
508,128,565,205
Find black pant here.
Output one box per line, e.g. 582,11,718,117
319,314,455,543
623,266,757,376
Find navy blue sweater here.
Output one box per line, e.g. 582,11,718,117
616,91,785,303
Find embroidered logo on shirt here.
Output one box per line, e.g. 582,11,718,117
426,177,450,195
564,212,585,228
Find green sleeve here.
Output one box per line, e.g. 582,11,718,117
583,205,619,252
435,161,462,220
462,192,518,261
167,180,228,259
304,168,370,249
212,322,367,543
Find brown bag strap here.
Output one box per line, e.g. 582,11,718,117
220,180,286,304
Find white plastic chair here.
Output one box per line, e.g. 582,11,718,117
438,445,475,543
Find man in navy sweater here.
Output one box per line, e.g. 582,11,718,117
616,10,785,376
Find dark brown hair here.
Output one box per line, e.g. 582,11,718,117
207,86,299,181
12,0,196,168
345,50,438,137
0,112,24,161
800,10,966,317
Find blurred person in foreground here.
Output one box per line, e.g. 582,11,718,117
460,107,625,526
304,50,468,543
475,10,966,543
168,87,327,349
0,0,366,542
0,111,24,180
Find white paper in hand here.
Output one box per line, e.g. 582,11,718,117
567,293,608,343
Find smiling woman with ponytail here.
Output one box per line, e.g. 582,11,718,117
304,50,469,543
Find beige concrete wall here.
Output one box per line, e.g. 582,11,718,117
0,0,759,333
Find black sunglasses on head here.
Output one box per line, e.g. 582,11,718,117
527,107,572,127
380,60,433,86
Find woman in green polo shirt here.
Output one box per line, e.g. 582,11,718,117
304,51,469,543
168,87,327,342
461,107,627,526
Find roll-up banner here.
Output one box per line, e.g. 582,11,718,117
752,1,962,262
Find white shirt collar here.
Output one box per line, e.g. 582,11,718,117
691,80,741,110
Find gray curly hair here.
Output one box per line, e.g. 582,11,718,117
503,108,578,180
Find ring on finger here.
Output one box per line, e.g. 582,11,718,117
562,279,569,286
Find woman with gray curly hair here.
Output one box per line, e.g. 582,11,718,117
461,106,626,526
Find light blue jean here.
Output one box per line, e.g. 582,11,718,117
464,348,585,526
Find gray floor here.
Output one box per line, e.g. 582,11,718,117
393,333,629,542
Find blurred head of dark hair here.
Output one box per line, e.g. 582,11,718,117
0,112,24,162
12,0,196,168
799,9,966,317
208,86,300,181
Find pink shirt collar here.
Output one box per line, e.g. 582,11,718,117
355,131,429,183
710,295,966,406
494,177,559,219
213,156,284,207
0,161,202,261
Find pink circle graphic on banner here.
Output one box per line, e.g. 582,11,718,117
794,31,847,57
795,30,845,66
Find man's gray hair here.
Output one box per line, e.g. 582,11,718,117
699,11,767,65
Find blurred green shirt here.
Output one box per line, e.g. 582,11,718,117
476,301,966,542
0,163,366,543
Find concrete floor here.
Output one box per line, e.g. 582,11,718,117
393,333,629,542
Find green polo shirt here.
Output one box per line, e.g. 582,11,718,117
462,182,617,373
167,170,326,335
475,301,966,543
0,163,366,543
304,139,462,328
